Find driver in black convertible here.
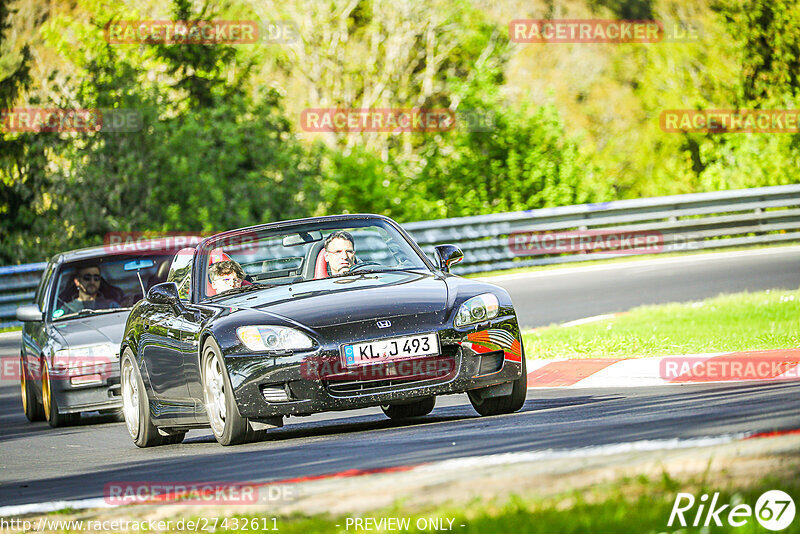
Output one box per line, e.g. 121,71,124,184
323,230,356,276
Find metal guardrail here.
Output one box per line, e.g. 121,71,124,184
406,184,800,274
0,263,47,329
2,184,799,328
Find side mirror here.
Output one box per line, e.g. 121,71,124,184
147,282,182,306
16,304,43,322
434,244,464,273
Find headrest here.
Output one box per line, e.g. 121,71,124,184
314,249,328,279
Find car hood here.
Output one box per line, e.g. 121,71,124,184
222,271,449,328
52,310,129,348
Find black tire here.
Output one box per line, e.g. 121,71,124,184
20,356,44,422
121,350,185,447
381,396,436,419
468,356,527,416
202,339,264,446
42,360,79,428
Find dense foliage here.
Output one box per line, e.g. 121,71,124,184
1,0,798,263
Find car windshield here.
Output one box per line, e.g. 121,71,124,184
198,219,430,300
50,253,177,321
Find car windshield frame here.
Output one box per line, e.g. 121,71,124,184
48,252,179,322
193,216,436,303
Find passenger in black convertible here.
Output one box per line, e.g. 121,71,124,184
208,259,246,295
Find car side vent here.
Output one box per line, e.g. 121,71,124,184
477,351,504,376
261,385,290,403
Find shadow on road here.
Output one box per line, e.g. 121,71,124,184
2,381,799,509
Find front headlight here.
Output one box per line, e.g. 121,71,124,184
454,293,499,327
52,343,118,371
236,325,314,352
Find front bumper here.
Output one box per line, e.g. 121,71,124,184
48,360,122,414
225,315,523,419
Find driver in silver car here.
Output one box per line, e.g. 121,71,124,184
323,230,356,276
63,265,120,313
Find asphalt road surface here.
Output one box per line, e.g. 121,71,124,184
487,247,800,328
1,248,799,509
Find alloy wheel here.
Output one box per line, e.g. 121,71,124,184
42,363,51,421
121,360,140,438
203,352,227,436
20,357,28,414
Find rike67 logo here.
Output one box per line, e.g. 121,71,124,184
669,490,796,531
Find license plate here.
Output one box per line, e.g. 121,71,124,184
342,333,439,367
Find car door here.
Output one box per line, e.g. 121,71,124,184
22,261,56,382
139,303,194,421
176,307,209,422
138,247,198,421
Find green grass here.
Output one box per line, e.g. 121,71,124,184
464,242,799,279
45,461,800,533
177,468,800,533
523,287,800,359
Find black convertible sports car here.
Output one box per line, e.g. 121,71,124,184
120,215,527,446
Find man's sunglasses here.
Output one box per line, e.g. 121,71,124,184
81,274,102,282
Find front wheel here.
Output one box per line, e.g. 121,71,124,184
202,340,263,446
42,360,79,428
381,397,436,419
121,350,184,447
468,357,527,416
20,356,44,422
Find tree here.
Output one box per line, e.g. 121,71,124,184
247,0,504,156
8,0,322,262
0,0,65,263
713,0,800,104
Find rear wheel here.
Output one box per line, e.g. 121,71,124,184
468,356,527,416
202,340,264,446
42,361,79,428
381,396,436,419
20,356,44,422
121,350,185,447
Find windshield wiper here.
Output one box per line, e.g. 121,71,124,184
346,267,425,276
58,308,127,320
210,283,268,299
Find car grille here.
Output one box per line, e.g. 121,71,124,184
324,348,458,396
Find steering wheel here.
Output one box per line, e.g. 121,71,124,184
348,261,382,273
